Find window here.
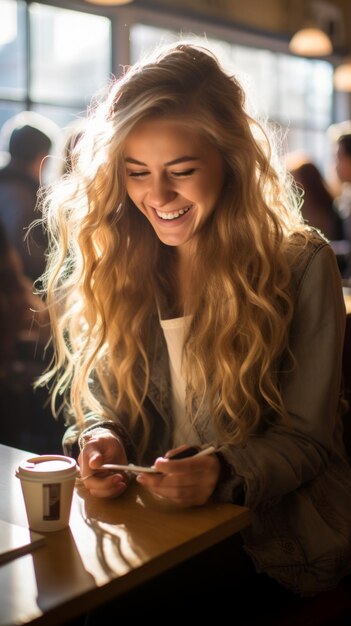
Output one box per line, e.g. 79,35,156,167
0,2,335,173
0,0,26,128
0,0,111,133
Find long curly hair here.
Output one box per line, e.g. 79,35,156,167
40,42,309,455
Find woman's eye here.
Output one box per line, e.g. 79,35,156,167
172,168,196,178
127,171,148,178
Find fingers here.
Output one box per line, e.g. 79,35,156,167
78,431,129,499
153,453,218,476
87,474,129,499
164,444,199,459
137,453,221,507
152,485,209,507
78,445,104,482
137,475,213,507
79,432,125,470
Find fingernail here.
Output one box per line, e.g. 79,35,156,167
111,475,121,484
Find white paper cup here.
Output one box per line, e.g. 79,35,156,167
15,455,78,532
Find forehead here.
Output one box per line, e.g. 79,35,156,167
124,118,212,156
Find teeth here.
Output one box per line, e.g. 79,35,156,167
156,206,191,220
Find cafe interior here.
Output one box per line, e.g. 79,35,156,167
0,1,351,625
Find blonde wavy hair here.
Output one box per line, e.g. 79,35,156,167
40,42,310,456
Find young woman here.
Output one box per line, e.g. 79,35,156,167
40,42,351,597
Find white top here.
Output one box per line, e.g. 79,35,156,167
160,315,201,448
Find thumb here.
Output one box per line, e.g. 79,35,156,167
88,451,104,469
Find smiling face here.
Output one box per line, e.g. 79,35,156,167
124,118,225,258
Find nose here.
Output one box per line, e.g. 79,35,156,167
147,175,177,207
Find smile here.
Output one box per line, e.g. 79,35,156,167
155,206,191,221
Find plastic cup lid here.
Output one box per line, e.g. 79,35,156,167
16,455,78,480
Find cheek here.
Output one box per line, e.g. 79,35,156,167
200,173,224,203
126,180,135,195
127,192,148,219
126,183,142,204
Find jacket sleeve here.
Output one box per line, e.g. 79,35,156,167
62,412,138,461
214,243,347,507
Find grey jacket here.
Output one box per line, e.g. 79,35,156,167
64,236,351,596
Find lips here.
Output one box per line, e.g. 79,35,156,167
154,206,191,221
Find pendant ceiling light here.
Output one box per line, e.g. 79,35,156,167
334,58,351,92
289,25,333,57
289,0,334,57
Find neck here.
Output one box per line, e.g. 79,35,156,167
174,245,195,315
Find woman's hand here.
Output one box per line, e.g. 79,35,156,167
136,446,221,507
78,430,129,499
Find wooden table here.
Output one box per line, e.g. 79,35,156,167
0,444,251,626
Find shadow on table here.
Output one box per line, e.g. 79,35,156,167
31,527,95,623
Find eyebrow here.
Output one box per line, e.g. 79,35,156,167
124,156,200,166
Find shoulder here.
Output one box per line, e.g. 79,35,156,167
284,230,336,297
284,230,345,337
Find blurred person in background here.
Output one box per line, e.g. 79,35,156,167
334,134,351,277
287,157,349,275
335,134,351,226
0,221,63,453
0,112,64,453
336,134,351,186
0,111,59,286
288,159,343,241
0,221,47,369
